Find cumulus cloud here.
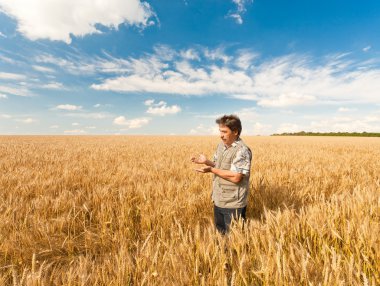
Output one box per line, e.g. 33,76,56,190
0,0,156,43
113,116,150,129
0,93,7,99
55,104,82,111
145,100,181,116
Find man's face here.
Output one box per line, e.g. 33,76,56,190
219,124,238,146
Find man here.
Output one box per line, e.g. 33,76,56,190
191,115,252,234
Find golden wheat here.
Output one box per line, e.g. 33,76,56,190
0,135,379,285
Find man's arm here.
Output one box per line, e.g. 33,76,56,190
195,166,243,184
190,154,216,167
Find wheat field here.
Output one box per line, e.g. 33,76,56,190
0,135,379,285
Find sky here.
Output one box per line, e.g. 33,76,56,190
0,0,380,135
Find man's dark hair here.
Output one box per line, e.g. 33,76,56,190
216,114,242,137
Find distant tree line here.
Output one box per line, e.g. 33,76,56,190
271,131,380,137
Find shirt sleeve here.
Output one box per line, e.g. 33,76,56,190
230,146,252,175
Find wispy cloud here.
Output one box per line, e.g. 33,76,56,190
41,82,65,90
90,47,380,107
0,31,6,38
32,65,55,73
338,107,357,112
145,100,181,116
55,104,82,111
64,112,111,119
0,93,8,99
363,46,371,52
227,0,253,24
0,72,27,80
0,85,31,96
16,117,37,124
0,0,156,44
0,114,11,119
113,116,151,129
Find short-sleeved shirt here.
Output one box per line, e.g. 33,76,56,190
212,139,252,175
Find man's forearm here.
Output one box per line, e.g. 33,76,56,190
210,167,242,184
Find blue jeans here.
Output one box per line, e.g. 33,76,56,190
214,205,246,234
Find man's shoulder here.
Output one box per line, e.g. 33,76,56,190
235,140,252,158
236,139,251,150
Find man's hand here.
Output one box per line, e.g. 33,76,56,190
190,154,207,164
195,166,212,173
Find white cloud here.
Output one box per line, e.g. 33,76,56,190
0,31,6,38
0,93,7,99
90,47,380,107
0,85,31,96
64,129,86,134
113,116,150,129
180,49,200,61
32,65,55,73
86,126,96,129
234,50,258,70
189,124,218,135
0,0,156,44
17,117,36,124
204,47,231,63
72,122,79,126
276,123,302,134
64,112,111,119
363,46,371,52
252,122,272,135
50,125,59,128
0,72,26,80
144,99,155,106
309,118,380,133
338,107,357,112
227,0,252,24
257,93,316,107
0,114,11,119
55,104,82,111
93,104,101,108
41,82,64,90
145,100,181,116
0,55,16,64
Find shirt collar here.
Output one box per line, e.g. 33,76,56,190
224,138,240,149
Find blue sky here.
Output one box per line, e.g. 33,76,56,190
0,0,379,135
